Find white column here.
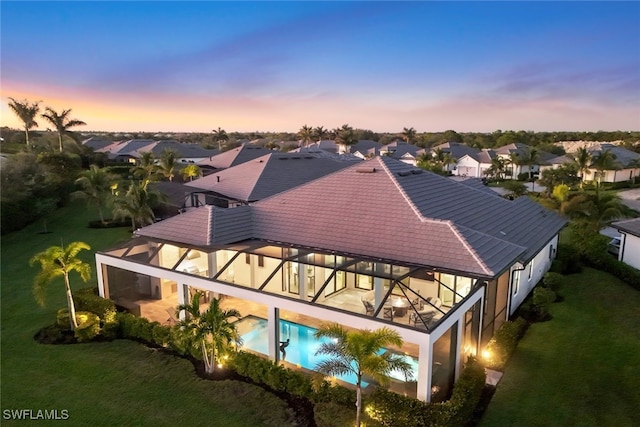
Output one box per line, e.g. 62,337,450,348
455,320,463,381
416,335,432,402
207,251,217,278
268,307,280,361
374,277,384,309
96,257,106,298
298,263,306,300
178,284,188,320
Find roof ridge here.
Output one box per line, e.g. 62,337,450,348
207,205,215,245
378,158,427,222
447,223,496,276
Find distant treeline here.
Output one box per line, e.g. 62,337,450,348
2,126,639,153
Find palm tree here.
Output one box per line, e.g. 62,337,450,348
562,191,626,234
591,149,618,188
157,149,180,182
177,293,242,375
520,147,540,181
181,164,202,181
314,126,327,142
487,156,507,181
73,165,118,224
571,147,592,189
432,148,455,172
7,97,40,148
334,124,358,154
30,242,91,330
41,107,86,152
112,181,163,230
314,324,413,427
212,127,229,151
132,151,160,189
401,127,417,144
297,125,314,147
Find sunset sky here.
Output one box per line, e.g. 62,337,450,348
1,1,639,133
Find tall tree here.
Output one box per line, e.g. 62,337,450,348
571,147,592,189
401,127,417,144
297,125,314,147
73,165,118,224
132,151,160,189
520,147,540,181
7,97,40,148
486,156,507,181
212,127,229,151
157,149,180,182
112,181,163,230
314,324,413,427
30,242,91,330
591,149,618,188
177,293,242,375
41,107,86,152
314,126,327,142
334,124,358,154
562,191,627,236
181,164,202,181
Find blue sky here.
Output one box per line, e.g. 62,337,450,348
1,1,638,133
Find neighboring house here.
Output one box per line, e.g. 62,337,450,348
612,218,640,269
432,142,481,175
196,144,272,174
148,181,209,219
493,143,556,179
95,156,566,403
547,143,640,184
95,139,156,163
379,141,422,159
454,149,495,178
134,140,218,164
350,140,383,159
82,136,113,151
186,152,353,207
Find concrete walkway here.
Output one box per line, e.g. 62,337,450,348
616,188,640,211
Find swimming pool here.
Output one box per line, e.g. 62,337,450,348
237,316,418,386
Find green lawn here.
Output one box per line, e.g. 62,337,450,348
480,268,640,426
0,202,297,426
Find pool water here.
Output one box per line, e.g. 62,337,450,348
237,316,418,386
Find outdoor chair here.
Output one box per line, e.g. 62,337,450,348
166,308,179,326
383,306,395,321
362,299,375,316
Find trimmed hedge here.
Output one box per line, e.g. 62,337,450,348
483,317,529,371
75,312,101,342
581,238,640,291
367,357,486,426
73,287,117,323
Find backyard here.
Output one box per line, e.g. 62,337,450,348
480,268,640,426
3,201,640,426
0,202,306,426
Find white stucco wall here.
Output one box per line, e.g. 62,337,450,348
620,233,640,270
509,235,559,315
454,156,479,177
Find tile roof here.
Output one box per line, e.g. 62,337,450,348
612,218,640,238
136,141,218,158
196,144,272,169
136,157,566,278
431,142,481,161
186,152,352,202
588,143,640,168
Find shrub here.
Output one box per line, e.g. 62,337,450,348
367,358,485,427
74,311,101,342
581,238,640,292
73,287,116,323
517,172,529,181
152,323,172,347
551,243,582,275
533,287,557,319
56,308,71,329
483,318,529,370
542,272,563,292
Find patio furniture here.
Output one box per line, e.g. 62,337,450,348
383,306,395,321
362,299,375,315
166,308,178,325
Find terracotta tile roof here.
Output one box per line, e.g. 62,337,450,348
136,157,566,278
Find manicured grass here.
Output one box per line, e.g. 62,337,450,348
480,268,640,426
0,202,296,426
